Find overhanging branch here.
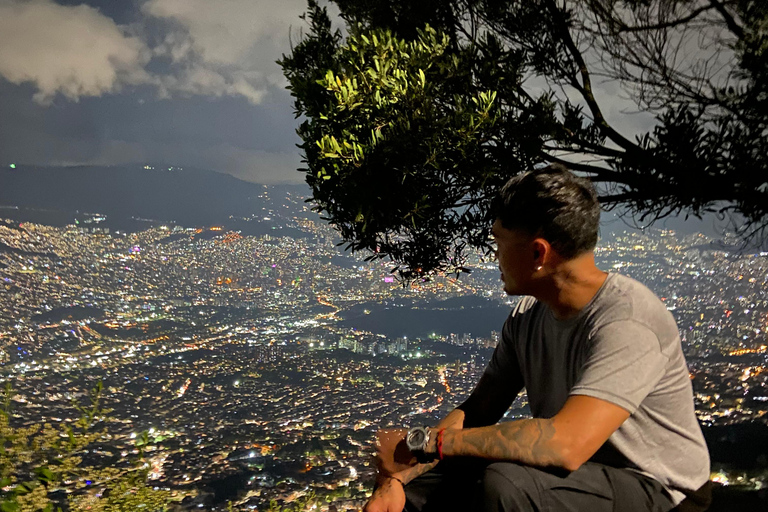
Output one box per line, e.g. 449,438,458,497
544,0,641,154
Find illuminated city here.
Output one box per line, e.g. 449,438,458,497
1,187,766,509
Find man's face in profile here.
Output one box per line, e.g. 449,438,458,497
492,219,536,296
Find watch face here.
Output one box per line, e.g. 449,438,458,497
408,429,425,446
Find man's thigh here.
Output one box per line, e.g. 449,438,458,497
483,461,674,512
404,460,675,512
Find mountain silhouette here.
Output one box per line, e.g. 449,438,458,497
0,164,310,229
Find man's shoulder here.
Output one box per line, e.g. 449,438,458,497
598,273,666,314
589,273,677,337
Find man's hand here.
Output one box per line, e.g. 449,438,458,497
363,477,406,512
368,410,467,512
374,428,417,476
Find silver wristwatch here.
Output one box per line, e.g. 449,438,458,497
406,426,437,463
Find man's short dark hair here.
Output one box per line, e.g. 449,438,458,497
493,163,600,259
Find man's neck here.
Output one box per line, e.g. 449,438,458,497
535,254,608,320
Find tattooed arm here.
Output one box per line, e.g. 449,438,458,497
440,395,631,472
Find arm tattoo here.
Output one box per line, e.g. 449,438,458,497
442,418,566,469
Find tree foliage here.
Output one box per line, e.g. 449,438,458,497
0,381,187,512
280,0,768,279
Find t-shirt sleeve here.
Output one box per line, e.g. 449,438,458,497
569,320,668,414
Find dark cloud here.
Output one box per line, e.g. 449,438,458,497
0,0,312,183
0,78,302,183
0,0,153,104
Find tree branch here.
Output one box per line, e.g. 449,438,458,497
539,152,616,180
616,4,718,33
542,141,626,159
544,0,641,153
708,0,743,38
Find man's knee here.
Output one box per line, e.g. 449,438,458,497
480,463,540,512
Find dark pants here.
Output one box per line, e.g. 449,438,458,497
403,459,676,512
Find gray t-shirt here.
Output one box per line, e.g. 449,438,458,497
485,272,710,504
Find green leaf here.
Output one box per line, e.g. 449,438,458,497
14,481,36,496
35,466,55,484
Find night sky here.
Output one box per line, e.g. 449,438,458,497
0,1,679,190
0,0,320,183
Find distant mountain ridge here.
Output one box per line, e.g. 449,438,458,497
0,164,751,245
0,164,311,229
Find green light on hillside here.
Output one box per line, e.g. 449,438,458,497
9,164,16,169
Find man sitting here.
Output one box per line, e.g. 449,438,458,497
365,165,710,512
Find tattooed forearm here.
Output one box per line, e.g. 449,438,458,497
442,418,571,470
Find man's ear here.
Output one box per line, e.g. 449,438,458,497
532,238,549,266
